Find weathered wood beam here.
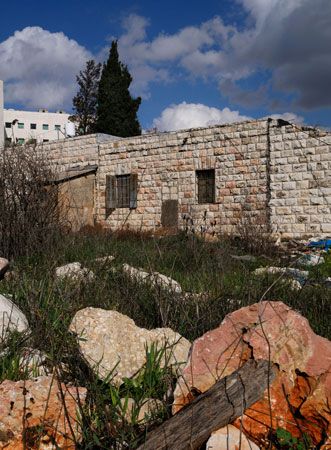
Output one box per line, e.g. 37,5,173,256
137,359,276,450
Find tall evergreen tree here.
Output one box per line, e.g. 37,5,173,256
71,60,101,135
96,41,141,137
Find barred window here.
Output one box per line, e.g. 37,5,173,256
116,174,130,208
105,173,138,214
196,169,215,204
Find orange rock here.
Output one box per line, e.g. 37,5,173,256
173,301,331,448
0,376,86,449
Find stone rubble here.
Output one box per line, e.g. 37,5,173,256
55,262,94,282
253,265,309,287
94,255,115,264
0,376,86,449
173,301,331,448
70,307,190,386
0,294,29,343
122,263,182,293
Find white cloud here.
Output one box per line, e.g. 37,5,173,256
2,2,330,114
117,14,233,97
117,2,331,109
153,102,251,131
0,26,91,110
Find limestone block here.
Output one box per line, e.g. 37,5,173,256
0,376,86,449
70,308,191,385
321,223,331,233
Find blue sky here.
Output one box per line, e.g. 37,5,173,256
1,0,331,131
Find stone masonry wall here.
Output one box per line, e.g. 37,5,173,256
35,134,99,173
97,119,269,235
269,121,331,237
30,118,330,239
34,133,118,174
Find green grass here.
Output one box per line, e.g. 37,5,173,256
0,229,330,448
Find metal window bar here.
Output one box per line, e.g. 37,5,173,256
116,174,130,208
197,169,215,204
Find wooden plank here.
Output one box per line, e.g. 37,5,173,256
137,359,276,450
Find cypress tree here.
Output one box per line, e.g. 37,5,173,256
71,60,101,135
96,41,141,137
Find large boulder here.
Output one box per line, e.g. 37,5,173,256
70,308,190,386
0,294,29,342
0,376,86,449
173,301,331,448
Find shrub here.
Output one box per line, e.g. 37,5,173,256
0,145,63,258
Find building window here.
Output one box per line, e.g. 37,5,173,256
116,175,131,208
55,125,61,130
105,174,138,212
42,124,49,130
18,122,24,129
43,139,49,143
17,138,25,144
30,123,37,130
196,169,215,204
5,122,11,128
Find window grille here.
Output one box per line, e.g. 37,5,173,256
116,174,130,208
196,169,215,204
105,174,138,214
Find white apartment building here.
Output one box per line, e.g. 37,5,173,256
4,108,72,145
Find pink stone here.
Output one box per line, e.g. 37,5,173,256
173,301,331,448
0,376,86,449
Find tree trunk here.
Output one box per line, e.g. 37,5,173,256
137,359,276,450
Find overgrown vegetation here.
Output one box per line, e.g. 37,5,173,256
0,230,330,448
0,145,62,258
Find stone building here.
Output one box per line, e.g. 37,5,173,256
35,118,330,238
